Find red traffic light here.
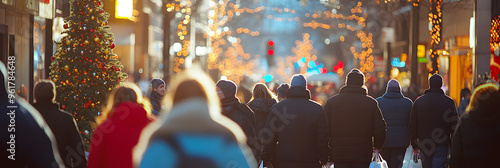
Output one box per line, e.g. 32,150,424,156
268,40,274,46
267,50,274,55
338,61,344,69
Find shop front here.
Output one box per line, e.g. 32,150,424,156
435,36,474,103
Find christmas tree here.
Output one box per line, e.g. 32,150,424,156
49,0,127,148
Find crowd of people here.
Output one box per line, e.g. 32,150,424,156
1,60,500,168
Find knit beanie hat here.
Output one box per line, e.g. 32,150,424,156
216,80,238,98
277,83,290,97
429,74,443,88
151,78,165,89
346,69,365,86
290,74,307,88
388,79,401,88
387,79,401,92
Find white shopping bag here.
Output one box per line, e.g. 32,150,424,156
407,153,422,168
369,151,388,168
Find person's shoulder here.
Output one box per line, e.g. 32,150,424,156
238,103,253,113
324,94,341,105
395,96,413,106
307,99,323,108
444,95,457,105
365,94,379,105
57,110,75,119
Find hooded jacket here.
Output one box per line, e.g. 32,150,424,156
449,90,500,168
88,101,153,168
324,85,387,163
376,86,413,148
32,102,87,168
263,86,329,168
248,98,277,136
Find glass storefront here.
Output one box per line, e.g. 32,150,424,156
437,36,474,104
33,16,46,83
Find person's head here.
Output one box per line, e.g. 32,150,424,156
97,83,151,125
151,78,166,95
290,74,307,88
346,68,365,86
250,83,275,101
466,83,499,113
216,80,238,100
460,88,472,100
160,66,223,119
429,73,443,89
34,80,56,103
173,80,207,104
276,83,290,101
386,79,401,92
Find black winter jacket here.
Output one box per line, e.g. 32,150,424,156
409,88,458,152
376,87,413,148
222,98,258,161
262,86,329,168
324,85,387,163
32,102,87,168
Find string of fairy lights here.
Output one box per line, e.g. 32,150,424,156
491,16,500,51
166,0,377,82
428,0,442,74
165,0,192,73
381,0,442,74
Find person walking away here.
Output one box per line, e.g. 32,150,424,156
0,61,64,167
248,83,277,163
150,78,166,116
276,83,290,102
32,80,87,168
323,69,387,168
409,74,459,168
88,83,154,168
267,83,288,167
216,80,259,161
457,88,471,117
450,83,500,168
135,69,256,168
262,74,329,168
376,79,413,168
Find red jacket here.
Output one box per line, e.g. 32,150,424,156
88,102,154,168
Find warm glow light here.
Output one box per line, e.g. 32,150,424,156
115,0,133,19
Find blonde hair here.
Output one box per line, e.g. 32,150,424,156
161,66,220,117
96,83,151,125
250,83,276,102
466,83,499,113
